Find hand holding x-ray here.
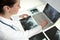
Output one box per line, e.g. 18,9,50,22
19,14,29,19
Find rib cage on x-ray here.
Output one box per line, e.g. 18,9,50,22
20,16,38,30
43,3,60,23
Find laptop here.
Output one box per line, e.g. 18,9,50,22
32,3,60,29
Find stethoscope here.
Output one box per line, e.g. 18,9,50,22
0,20,16,30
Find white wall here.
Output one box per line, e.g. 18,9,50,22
17,0,44,15
20,0,43,11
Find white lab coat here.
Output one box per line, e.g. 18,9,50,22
0,16,42,40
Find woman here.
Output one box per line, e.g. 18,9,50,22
0,0,48,40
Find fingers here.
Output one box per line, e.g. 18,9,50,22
19,14,29,19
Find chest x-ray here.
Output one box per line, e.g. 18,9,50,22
45,26,60,40
43,4,60,23
29,32,48,40
20,16,38,30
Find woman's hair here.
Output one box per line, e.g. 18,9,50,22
0,0,17,14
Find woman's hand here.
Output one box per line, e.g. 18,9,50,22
19,14,29,19
40,20,48,27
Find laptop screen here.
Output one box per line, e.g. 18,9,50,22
43,3,60,23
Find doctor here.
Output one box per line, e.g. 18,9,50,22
0,0,48,40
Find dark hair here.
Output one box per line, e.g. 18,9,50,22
0,0,16,14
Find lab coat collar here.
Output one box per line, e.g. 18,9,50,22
0,16,13,25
